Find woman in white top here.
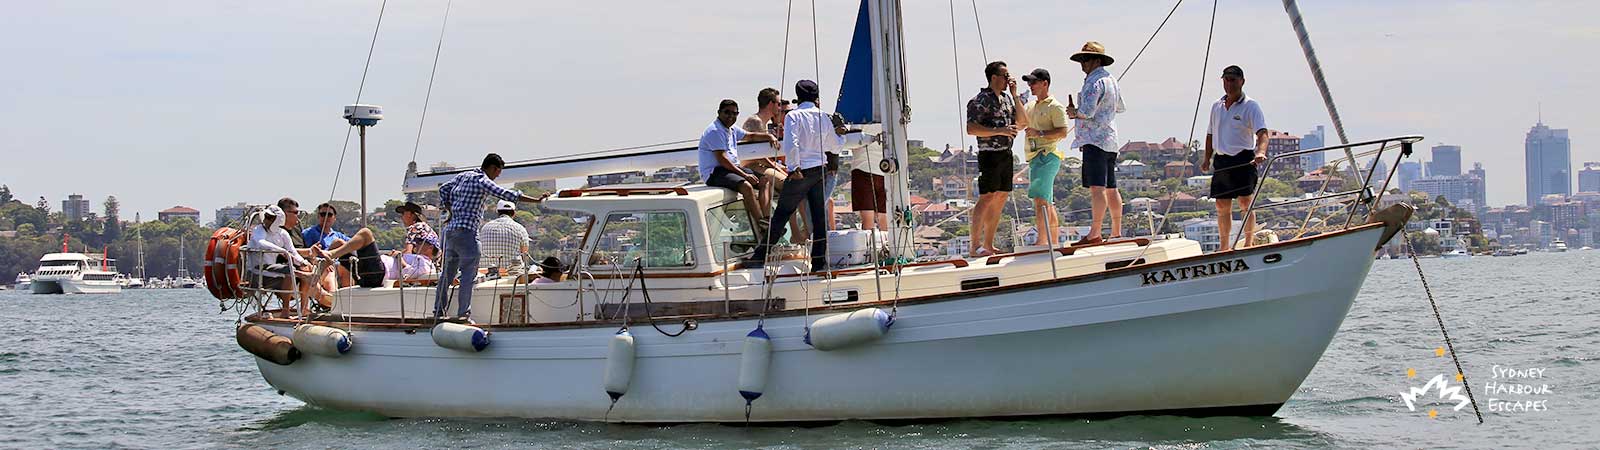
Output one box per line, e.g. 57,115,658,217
250,205,330,316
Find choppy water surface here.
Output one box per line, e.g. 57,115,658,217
1,252,1595,449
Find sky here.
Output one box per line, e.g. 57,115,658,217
3,0,1597,220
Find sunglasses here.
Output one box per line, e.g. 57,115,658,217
318,211,336,218
718,109,739,116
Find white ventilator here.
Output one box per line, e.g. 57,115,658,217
431,322,490,352
603,328,636,402
292,324,352,357
805,308,894,351
737,326,773,405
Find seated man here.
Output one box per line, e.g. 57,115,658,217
532,256,566,284
385,202,440,282
478,200,530,276
303,202,385,288
698,99,773,238
248,204,332,316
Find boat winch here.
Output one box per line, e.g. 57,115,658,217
431,322,490,352
237,323,299,366
805,308,893,351
292,324,352,357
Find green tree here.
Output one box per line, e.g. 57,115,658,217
0,185,11,204
103,196,122,242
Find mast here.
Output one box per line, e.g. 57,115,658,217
868,0,913,261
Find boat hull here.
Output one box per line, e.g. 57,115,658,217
251,226,1382,422
31,278,120,294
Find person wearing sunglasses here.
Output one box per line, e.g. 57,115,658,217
698,98,774,240
304,202,386,288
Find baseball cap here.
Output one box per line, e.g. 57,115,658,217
496,200,516,212
1021,68,1051,83
1222,65,1244,78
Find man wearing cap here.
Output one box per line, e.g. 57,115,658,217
1202,65,1269,251
478,200,531,276
1021,68,1071,248
699,99,774,237
434,153,548,321
965,61,1028,257
1066,41,1127,245
746,80,843,271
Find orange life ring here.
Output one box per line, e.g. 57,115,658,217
205,228,228,299
223,237,245,298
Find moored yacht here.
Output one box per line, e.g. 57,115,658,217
30,253,122,294
1551,238,1567,252
13,272,30,291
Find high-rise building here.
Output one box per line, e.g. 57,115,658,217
1524,122,1572,206
1299,126,1326,171
1266,130,1301,162
1579,162,1600,193
1429,144,1461,176
1413,175,1486,211
61,193,90,222
1398,161,1423,192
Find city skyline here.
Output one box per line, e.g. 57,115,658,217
2,1,1598,218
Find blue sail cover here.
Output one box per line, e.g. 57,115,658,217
836,0,875,124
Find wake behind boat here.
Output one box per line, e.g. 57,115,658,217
213,0,1424,423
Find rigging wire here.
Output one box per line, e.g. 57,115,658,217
968,0,988,63
780,0,795,93
410,0,454,163
811,0,822,82
1133,0,1215,263
327,0,389,202
1117,0,1185,82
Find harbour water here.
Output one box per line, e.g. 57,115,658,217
1,252,1595,449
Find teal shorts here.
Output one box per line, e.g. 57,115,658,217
1027,153,1061,201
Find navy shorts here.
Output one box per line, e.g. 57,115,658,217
977,150,1014,194
1080,144,1118,188
1210,151,1259,199
705,166,752,191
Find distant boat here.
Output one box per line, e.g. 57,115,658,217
1551,239,1568,252
30,253,121,294
14,272,30,291
1440,248,1470,259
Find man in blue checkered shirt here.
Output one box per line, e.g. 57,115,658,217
434,153,547,321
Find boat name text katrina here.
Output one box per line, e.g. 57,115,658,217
1141,259,1249,286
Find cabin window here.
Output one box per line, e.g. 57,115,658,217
590,211,694,269
706,200,759,263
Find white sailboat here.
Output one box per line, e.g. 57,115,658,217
221,0,1421,422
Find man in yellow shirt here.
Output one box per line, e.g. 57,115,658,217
1022,68,1071,247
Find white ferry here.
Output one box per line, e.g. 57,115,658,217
30,253,122,294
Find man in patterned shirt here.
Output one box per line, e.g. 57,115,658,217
434,153,547,321
965,61,1027,257
1066,41,1127,245
478,200,530,276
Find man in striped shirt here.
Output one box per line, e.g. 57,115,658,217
434,153,546,321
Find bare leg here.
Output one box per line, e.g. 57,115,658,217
793,203,810,245
1238,194,1257,247
1216,198,1235,252
970,194,993,256
1106,188,1123,238
859,210,876,231
327,228,376,259
1088,186,1107,241
736,181,765,224
1034,198,1059,247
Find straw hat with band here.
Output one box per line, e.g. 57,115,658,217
1069,41,1115,66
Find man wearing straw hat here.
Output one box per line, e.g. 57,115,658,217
1202,65,1269,251
1065,41,1126,245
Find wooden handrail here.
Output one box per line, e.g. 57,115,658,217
985,237,1153,265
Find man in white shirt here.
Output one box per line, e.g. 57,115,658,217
698,99,774,235
478,201,530,275
746,80,841,271
1201,65,1269,251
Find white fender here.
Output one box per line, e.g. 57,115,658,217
603,328,635,401
737,326,772,404
292,324,352,357
431,322,490,352
806,308,893,351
